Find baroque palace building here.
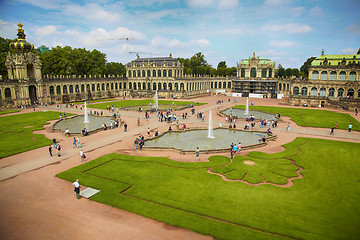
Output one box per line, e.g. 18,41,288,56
233,52,277,97
278,50,360,108
0,23,232,108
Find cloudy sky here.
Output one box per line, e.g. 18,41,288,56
1,0,359,69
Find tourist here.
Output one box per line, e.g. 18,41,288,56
59,113,62,119
76,136,81,148
349,123,352,132
355,107,358,116
134,138,139,150
73,137,76,148
147,127,151,136
64,128,70,137
48,145,52,157
80,149,84,162
168,126,172,131
267,128,272,134
330,127,334,135
286,122,290,131
230,144,234,159
124,123,128,132
233,123,236,128
137,118,140,126
196,147,200,160
52,137,57,148
237,142,242,154
233,143,238,154
72,179,81,200
182,124,186,130
56,144,61,157
229,124,232,128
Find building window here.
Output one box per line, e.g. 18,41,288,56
133,70,136,77
339,71,346,81
153,83,156,90
250,68,256,77
319,87,326,97
312,70,319,80
143,82,146,90
69,85,74,93
115,83,118,90
169,70,172,77
279,83,282,90
129,82,132,89
138,82,141,90
337,88,344,98
92,84,95,91
81,84,85,92
261,68,267,78
106,83,109,90
96,84,100,91
56,86,61,95
310,87,317,96
269,68,272,78
147,83,151,90
153,70,156,77
158,70,161,77
147,70,150,77
163,83,167,90
63,85,68,94
119,83,122,89
128,70,131,77
133,82,137,90
349,71,356,81
169,83,172,90
215,82,217,88
180,83,184,90
142,70,145,77
158,83,161,90
137,70,140,77
5,88,11,98
330,71,337,80
228,82,231,88
347,89,355,98
101,84,105,91
86,84,90,91
320,71,328,80
163,70,167,77
123,82,126,89
357,89,360,99
293,87,299,95
241,68,245,77
211,82,213,88
287,84,289,91
328,88,335,98
175,83,178,91
75,85,80,93
111,83,114,90
301,87,308,96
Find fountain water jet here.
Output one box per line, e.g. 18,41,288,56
244,97,249,116
154,90,158,109
208,110,215,139
84,102,90,123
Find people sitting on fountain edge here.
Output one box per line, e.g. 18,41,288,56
102,123,107,131
168,125,172,131
82,128,88,136
267,128,272,134
64,128,70,137
182,124,186,130
154,130,160,137
229,124,232,128
244,123,250,130
259,136,266,143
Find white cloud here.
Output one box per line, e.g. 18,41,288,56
264,0,290,6
261,23,312,34
309,6,323,16
190,39,211,47
35,25,57,37
218,0,239,9
257,49,288,58
339,48,356,54
291,7,306,17
345,24,360,36
269,40,294,48
0,20,18,39
187,0,214,8
152,37,211,49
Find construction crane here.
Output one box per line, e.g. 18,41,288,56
129,51,154,59
98,37,134,63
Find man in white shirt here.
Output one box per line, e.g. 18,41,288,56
72,179,81,200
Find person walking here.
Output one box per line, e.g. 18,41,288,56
286,122,291,131
73,137,76,148
80,149,86,162
349,123,352,132
134,138,138,150
355,107,358,116
72,179,81,200
330,127,334,135
76,136,81,148
124,123,128,132
237,142,242,154
52,137,57,148
56,144,61,157
48,145,52,157
196,147,200,161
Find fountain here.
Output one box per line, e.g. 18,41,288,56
244,97,249,116
208,110,215,139
154,90,158,109
84,102,90,123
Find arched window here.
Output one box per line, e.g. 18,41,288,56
111,83,114,90
330,71,337,80
147,83,150,90
87,84,90,91
319,87,326,97
147,70,150,77
119,83,122,89
63,85,68,94
310,87,317,96
293,87,299,95
163,83,167,90
320,71,328,80
241,68,245,77
180,83,184,90
349,71,356,81
137,70,140,77
347,89,355,98
339,71,346,81
70,85,74,93
115,83,118,90
312,70,319,80
169,70,172,77
269,68,273,78
106,83,109,90
133,70,136,77
228,82,231,88
96,84,100,91
5,88,12,98
279,83,282,90
153,70,156,77
81,84,85,92
163,70,167,77
337,88,344,98
168,83,172,90
138,82,141,90
76,85,80,92
128,70,131,77
101,83,105,91
133,82,137,90
214,82,217,88
129,82,132,89
250,67,256,77
123,82,127,89
56,85,61,95
142,70,145,77
158,70,161,77
283,83,286,90
158,83,161,90
328,88,335,98
261,68,267,78
175,83,178,91
301,87,308,96
92,84,95,91
153,83,156,90
211,82,213,88
142,82,146,90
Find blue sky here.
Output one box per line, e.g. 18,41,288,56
1,0,359,69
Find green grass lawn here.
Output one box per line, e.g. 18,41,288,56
0,109,21,115
57,137,360,240
73,98,114,104
0,111,74,158
234,105,360,131
89,99,206,110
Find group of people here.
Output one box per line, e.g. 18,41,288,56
230,142,242,159
134,135,145,150
49,137,62,157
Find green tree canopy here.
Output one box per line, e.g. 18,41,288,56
217,61,227,69
300,57,316,79
106,62,126,76
0,37,16,79
276,67,286,78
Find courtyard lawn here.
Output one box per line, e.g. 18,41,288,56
57,138,360,240
234,105,360,131
0,109,20,115
88,99,206,110
73,98,114,104
0,111,74,158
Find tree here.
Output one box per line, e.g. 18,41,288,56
196,66,206,75
292,68,300,78
300,56,316,79
106,62,126,76
217,61,227,69
357,48,360,54
190,52,209,74
209,67,217,76
0,36,16,79
217,67,225,76
276,67,285,78
285,68,292,77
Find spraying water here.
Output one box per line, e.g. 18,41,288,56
208,110,215,139
154,90,158,109
244,97,249,116
84,102,90,123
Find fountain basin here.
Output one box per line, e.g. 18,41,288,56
52,115,114,134
144,128,275,154
221,108,277,120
